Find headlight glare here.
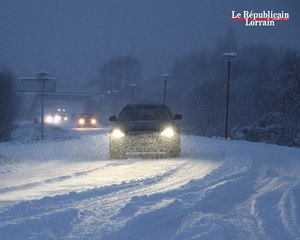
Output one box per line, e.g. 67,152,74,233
161,127,175,138
91,118,97,124
45,115,53,123
111,129,125,139
78,118,85,125
54,115,62,123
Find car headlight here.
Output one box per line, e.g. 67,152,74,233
45,115,53,123
161,127,175,138
91,118,97,124
54,115,62,123
64,116,68,121
78,118,85,125
111,129,125,139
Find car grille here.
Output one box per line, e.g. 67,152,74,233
127,132,159,145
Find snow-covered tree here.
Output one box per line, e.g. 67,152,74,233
92,55,142,92
163,32,300,147
0,68,19,141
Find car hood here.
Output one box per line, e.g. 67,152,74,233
115,120,173,133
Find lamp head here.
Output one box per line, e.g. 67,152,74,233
222,52,238,57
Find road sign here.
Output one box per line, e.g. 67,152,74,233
17,77,56,92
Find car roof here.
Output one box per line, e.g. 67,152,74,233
80,113,94,116
124,103,168,108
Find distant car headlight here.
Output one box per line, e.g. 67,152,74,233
91,118,97,124
64,116,68,121
111,129,125,139
45,115,53,123
78,118,85,125
54,114,62,123
161,127,175,138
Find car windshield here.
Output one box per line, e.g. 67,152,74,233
81,114,94,118
118,107,171,121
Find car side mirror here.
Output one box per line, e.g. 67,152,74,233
174,114,182,120
109,116,117,121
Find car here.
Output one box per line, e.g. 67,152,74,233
57,108,68,121
45,108,68,124
109,103,182,159
77,113,97,128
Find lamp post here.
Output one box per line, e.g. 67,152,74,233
99,94,104,117
222,52,237,140
37,70,49,140
130,83,136,103
112,90,118,115
161,73,170,104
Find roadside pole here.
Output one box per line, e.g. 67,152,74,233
18,71,56,140
37,71,47,140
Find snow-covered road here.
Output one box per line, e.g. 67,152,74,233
0,126,300,240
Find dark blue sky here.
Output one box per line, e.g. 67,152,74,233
0,0,299,87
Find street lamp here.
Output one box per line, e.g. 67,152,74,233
130,83,137,103
161,73,170,104
222,52,237,140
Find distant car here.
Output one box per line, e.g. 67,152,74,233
45,108,68,124
109,103,182,159
57,108,68,121
77,113,97,128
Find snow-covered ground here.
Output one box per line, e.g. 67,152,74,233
0,123,300,240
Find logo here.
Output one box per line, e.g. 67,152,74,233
231,11,289,26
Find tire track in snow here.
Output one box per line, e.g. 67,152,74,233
0,159,217,240
0,167,183,240
280,182,300,240
0,162,120,195
103,156,299,240
251,168,300,240
64,159,220,239
101,156,257,240
10,160,217,239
